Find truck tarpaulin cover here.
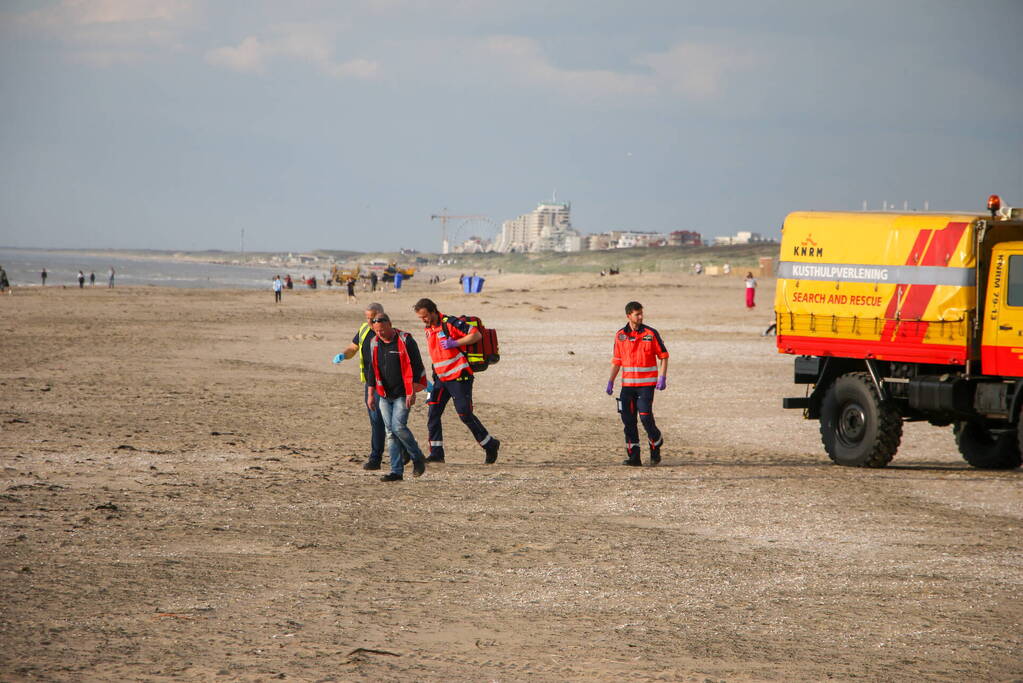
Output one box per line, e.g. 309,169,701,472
774,212,980,365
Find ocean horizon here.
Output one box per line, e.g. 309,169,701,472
0,248,327,290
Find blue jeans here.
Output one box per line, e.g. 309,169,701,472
377,395,426,476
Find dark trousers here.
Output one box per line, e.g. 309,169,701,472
274,290,282,302
366,384,386,461
620,386,662,450
426,377,492,458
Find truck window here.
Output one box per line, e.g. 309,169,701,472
1009,255,1023,307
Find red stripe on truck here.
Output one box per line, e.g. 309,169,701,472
777,334,967,365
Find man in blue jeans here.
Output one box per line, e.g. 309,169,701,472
363,314,428,481
332,302,407,470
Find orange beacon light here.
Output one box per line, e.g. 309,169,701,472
988,194,1001,217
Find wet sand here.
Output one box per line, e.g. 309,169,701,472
1,273,1020,681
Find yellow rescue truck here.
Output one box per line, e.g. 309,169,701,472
776,196,1023,469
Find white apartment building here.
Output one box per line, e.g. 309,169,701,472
714,231,768,245
496,201,582,253
613,231,667,248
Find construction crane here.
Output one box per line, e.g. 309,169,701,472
431,210,488,254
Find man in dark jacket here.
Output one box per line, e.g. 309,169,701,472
364,314,428,481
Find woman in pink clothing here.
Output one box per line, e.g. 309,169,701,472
745,272,757,309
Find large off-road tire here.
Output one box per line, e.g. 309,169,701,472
954,422,1022,470
819,372,902,467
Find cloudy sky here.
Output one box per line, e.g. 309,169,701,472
1,0,1021,252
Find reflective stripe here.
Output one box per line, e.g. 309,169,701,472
357,322,372,383
624,366,658,372
650,438,663,447
777,260,975,286
622,377,657,385
433,355,463,368
479,434,492,446
625,443,640,448
429,441,443,446
436,359,470,378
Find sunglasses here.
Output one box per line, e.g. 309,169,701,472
371,318,389,324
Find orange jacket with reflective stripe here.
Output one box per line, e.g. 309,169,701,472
612,324,668,387
424,313,473,381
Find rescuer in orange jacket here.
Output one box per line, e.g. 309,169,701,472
413,297,501,464
606,301,669,466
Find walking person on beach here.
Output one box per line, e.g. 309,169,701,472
346,277,357,303
363,313,428,482
272,275,283,303
414,298,501,465
40,268,47,286
606,301,669,467
77,271,85,289
370,271,378,292
107,267,115,288
745,272,757,309
89,272,95,286
0,265,10,294
333,303,409,469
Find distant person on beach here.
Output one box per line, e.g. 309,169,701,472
694,262,703,275
346,277,357,303
41,268,47,286
332,302,409,470
77,271,85,288
0,266,9,294
273,275,283,303
745,272,757,309
606,301,669,467
285,274,293,290
370,271,378,292
89,272,95,286
107,267,115,288
363,313,428,482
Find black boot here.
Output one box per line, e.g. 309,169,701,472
649,438,662,466
484,438,501,464
621,445,641,467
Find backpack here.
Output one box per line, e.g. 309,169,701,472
442,315,500,372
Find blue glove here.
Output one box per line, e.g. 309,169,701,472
605,380,614,395
426,381,435,394
656,376,666,391
440,338,459,350
332,353,345,364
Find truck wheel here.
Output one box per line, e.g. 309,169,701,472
954,422,1022,469
819,372,902,467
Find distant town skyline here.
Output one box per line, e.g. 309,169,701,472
1,1,1021,253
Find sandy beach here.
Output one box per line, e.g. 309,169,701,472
1,273,1020,681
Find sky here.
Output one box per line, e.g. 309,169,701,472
1,0,1021,253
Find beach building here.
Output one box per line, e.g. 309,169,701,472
713,231,771,245
612,231,666,248
496,201,582,253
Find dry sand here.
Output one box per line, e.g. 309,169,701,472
1,273,1020,681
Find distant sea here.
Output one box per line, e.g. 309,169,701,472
0,249,316,289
